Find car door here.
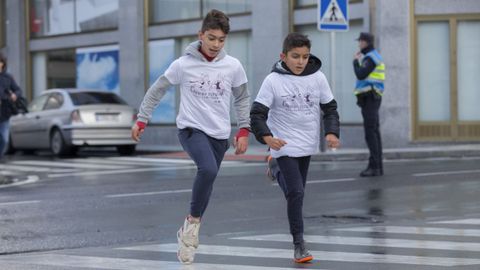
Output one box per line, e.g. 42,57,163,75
37,93,65,148
10,94,49,148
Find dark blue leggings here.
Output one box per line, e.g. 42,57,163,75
275,155,311,244
178,128,229,218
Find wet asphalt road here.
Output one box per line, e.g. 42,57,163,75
0,151,479,269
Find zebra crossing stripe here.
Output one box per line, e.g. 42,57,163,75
120,243,480,267
336,225,480,237
11,160,128,170
233,234,480,252
429,218,480,225
0,253,313,270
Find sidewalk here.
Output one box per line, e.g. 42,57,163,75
137,143,480,162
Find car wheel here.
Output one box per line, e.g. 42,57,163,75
116,145,136,156
50,128,73,156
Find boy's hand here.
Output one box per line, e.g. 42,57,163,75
233,128,249,155
131,121,145,142
263,136,287,151
326,134,340,150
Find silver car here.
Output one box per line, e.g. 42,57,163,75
8,88,137,156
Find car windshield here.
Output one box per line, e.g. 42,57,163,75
69,92,127,106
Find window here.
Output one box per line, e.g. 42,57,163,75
44,93,64,110
149,0,251,24
32,50,76,97
69,92,126,105
30,0,119,37
28,94,49,112
295,0,362,8
297,21,363,123
202,0,252,15
457,20,480,121
417,22,450,122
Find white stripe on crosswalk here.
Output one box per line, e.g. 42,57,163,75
0,164,76,173
336,226,480,237
121,243,480,267
429,218,480,225
47,165,194,178
233,233,480,252
110,156,242,165
413,169,480,177
106,189,192,198
0,200,41,206
273,178,355,186
0,254,313,270
12,160,128,170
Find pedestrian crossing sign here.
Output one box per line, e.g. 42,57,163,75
318,0,349,31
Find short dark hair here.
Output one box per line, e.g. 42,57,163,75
0,53,6,72
201,9,230,34
282,33,311,54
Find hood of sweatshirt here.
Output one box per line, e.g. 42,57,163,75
271,54,322,76
185,41,227,62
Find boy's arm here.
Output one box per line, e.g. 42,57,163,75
232,83,251,130
8,74,23,96
136,75,173,126
320,99,340,139
250,101,273,144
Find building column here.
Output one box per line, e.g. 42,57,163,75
376,0,412,146
5,0,28,93
118,0,146,108
251,0,290,94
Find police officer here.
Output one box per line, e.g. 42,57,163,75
353,32,385,177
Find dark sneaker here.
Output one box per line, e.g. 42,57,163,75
265,155,278,181
294,242,313,263
359,168,383,177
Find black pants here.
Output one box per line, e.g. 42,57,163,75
178,128,229,218
275,156,311,245
357,91,383,170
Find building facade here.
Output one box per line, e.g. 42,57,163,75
1,0,479,150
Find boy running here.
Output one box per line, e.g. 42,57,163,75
131,9,251,264
250,32,340,263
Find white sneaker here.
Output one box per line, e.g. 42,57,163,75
177,216,201,264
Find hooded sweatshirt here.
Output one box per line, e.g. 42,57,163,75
251,55,339,158
137,41,250,139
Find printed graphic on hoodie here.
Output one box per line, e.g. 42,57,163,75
187,73,226,104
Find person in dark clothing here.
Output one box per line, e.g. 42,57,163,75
250,33,340,263
0,53,23,160
353,32,386,177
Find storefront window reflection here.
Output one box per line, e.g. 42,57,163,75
30,0,118,37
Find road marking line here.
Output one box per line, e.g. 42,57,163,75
106,189,192,198
413,169,480,177
47,162,264,178
233,233,480,252
12,160,128,170
0,175,40,189
336,226,480,237
273,178,355,186
0,254,310,270
121,243,480,267
429,218,480,225
0,164,77,173
0,200,41,206
47,165,194,178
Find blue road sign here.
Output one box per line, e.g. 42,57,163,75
318,0,349,31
